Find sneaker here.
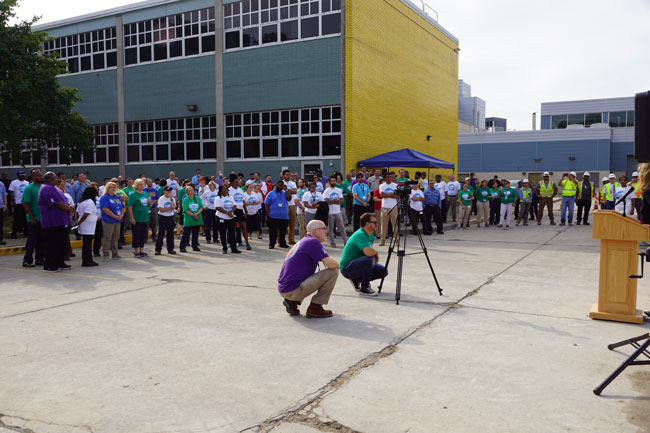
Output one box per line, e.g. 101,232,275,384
537,221,541,225
93,253,101,258
584,222,590,226
155,251,162,256
269,245,275,249
246,245,252,251
279,244,290,249
359,286,378,297
42,268,61,273
283,299,300,316
82,262,99,267
559,222,565,226
516,222,520,226
35,259,44,266
168,250,177,255
576,221,581,225
179,248,187,253
207,240,213,244
112,255,122,259
330,242,336,247
550,221,556,225
22,261,35,268
349,278,361,292
223,249,228,254
59,264,72,271
192,247,201,252
103,256,111,262
231,248,242,254
497,224,503,227
568,222,573,226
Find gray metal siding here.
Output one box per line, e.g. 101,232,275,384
59,70,119,124
610,141,635,172
541,97,634,116
541,115,550,130
42,17,117,37
123,56,216,121
223,38,341,113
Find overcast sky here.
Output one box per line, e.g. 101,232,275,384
12,0,650,131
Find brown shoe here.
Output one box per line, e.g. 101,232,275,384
283,299,300,316
306,303,333,318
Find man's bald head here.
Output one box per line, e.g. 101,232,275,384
43,171,57,184
306,219,325,235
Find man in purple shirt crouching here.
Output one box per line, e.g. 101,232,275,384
38,172,74,272
277,219,339,318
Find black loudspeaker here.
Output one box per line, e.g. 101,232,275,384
635,91,650,162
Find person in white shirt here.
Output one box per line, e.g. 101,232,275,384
56,178,75,261
166,171,180,198
408,182,426,234
445,174,461,223
295,179,307,239
323,175,348,247
155,186,177,255
76,186,100,267
201,181,220,244
433,174,448,223
302,182,324,226
215,185,240,254
9,171,29,238
244,183,263,240
379,172,398,246
614,175,635,217
282,169,298,245
229,178,250,249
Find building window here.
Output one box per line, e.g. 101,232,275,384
225,105,341,160
609,111,627,128
125,116,217,163
567,113,584,126
627,111,635,127
551,114,568,129
123,7,215,67
224,0,340,51
43,27,118,75
585,113,602,127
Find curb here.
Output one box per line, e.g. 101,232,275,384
0,235,134,256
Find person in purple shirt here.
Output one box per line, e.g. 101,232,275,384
277,219,340,318
39,172,74,272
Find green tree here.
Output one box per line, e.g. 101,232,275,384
0,0,95,166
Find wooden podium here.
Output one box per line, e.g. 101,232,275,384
590,210,649,324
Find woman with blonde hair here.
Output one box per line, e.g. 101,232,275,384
637,163,650,224
99,181,124,260
127,178,151,257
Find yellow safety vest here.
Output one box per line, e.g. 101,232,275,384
539,181,554,198
561,179,578,197
633,182,641,199
605,182,620,200
578,181,594,199
521,188,532,202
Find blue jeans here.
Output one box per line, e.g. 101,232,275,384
560,196,576,223
341,255,388,288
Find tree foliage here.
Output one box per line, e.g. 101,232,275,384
0,0,95,165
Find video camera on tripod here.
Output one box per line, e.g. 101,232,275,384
395,180,419,201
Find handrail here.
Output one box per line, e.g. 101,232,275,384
420,0,439,21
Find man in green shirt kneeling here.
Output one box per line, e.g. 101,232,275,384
340,212,388,297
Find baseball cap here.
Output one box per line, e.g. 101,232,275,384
632,171,639,177
523,178,529,183
570,171,577,177
584,172,590,177
465,177,470,181
608,173,616,179
163,186,172,192
543,171,550,176
602,177,608,182
17,170,24,175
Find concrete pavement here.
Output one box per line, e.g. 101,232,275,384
0,221,649,433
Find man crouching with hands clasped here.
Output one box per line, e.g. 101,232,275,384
277,219,339,318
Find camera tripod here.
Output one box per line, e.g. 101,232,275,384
378,201,443,304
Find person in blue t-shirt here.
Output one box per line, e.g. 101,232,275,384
265,180,290,249
424,180,444,235
99,181,124,260
352,173,371,231
277,219,339,317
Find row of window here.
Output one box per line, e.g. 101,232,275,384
225,106,341,159
224,0,341,50
43,28,117,73
550,111,635,129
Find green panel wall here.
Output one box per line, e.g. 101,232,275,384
123,56,216,121
59,70,118,124
223,38,341,113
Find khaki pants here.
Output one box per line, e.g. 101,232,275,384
476,201,489,225
380,207,398,244
297,213,306,238
281,268,338,305
374,209,382,237
102,221,120,258
537,197,555,223
447,195,458,222
287,205,297,243
458,204,471,227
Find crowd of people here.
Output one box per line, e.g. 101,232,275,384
1,165,650,274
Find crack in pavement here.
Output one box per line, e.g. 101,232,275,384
241,229,566,433
0,412,93,433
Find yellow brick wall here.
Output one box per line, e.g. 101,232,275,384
344,0,459,176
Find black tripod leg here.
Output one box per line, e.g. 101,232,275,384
395,215,406,305
413,216,444,296
594,338,650,395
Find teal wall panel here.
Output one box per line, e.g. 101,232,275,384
123,56,216,121
223,38,341,113
123,0,216,24
38,17,116,37
59,70,118,124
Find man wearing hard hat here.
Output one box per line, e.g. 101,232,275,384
603,173,620,210
599,177,609,209
559,172,579,226
631,171,642,219
576,172,594,225
534,171,558,225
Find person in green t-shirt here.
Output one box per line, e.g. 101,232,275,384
498,180,517,228
475,180,490,227
179,184,204,252
176,180,189,238
21,170,44,266
342,172,353,225
488,179,501,227
458,183,473,229
340,212,388,297
127,178,151,257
